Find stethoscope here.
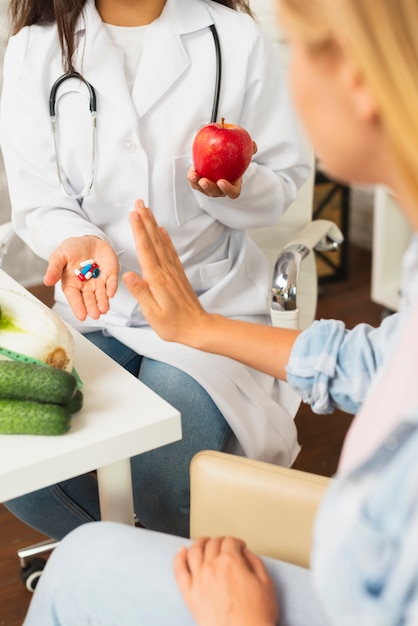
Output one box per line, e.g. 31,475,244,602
49,24,222,200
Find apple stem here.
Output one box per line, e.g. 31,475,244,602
221,117,225,128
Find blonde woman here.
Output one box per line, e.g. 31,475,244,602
23,1,418,624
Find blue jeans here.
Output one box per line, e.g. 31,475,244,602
5,332,232,538
23,522,328,626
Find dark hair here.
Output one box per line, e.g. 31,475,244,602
8,0,254,73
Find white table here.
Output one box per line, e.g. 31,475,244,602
0,270,182,525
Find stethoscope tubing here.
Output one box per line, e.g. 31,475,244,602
49,25,221,199
50,71,97,199
50,71,97,117
209,24,221,123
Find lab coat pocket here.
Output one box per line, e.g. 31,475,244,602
173,155,202,225
200,253,233,291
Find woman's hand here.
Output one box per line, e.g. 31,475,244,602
122,200,211,345
44,236,119,321
187,167,243,199
123,199,298,380
174,536,279,626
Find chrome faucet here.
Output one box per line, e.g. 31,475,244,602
271,221,343,313
271,244,310,312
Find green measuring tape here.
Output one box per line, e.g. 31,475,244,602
0,346,83,391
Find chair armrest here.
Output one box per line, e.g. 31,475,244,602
270,219,344,329
190,450,331,568
0,221,15,268
283,219,343,252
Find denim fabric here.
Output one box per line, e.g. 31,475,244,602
84,330,142,376
312,407,418,625
23,522,328,626
5,332,232,539
286,235,418,415
286,318,392,414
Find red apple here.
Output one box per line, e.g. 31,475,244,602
192,118,255,184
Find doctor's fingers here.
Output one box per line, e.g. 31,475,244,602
187,168,226,198
44,253,67,287
196,178,226,197
217,178,242,199
62,285,89,321
45,236,118,286
82,286,111,319
189,175,240,199
63,282,111,321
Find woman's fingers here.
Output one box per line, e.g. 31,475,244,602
129,201,198,303
131,200,180,274
178,537,247,575
173,545,193,592
129,201,162,271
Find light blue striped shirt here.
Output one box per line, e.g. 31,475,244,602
286,234,418,415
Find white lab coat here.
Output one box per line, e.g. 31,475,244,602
0,0,309,465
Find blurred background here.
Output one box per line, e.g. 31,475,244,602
0,1,47,286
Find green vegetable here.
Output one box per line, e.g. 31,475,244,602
0,287,75,371
0,399,71,435
65,388,84,414
0,361,77,405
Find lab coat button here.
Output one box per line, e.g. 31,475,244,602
123,140,137,153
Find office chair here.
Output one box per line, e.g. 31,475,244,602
0,221,14,266
190,449,331,568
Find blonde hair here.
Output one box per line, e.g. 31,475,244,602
279,0,418,203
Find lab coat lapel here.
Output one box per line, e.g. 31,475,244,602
79,0,141,133
132,0,215,118
131,17,188,119
78,0,214,126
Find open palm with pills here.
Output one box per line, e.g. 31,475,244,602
44,236,119,321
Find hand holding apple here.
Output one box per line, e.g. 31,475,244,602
192,118,256,184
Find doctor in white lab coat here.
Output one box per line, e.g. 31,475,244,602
0,0,309,538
